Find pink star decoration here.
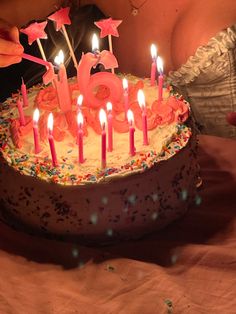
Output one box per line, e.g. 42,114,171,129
21,21,48,45
95,18,122,38
48,7,71,31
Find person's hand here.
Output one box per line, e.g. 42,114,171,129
0,18,24,67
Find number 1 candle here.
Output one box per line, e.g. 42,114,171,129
106,102,113,152
138,90,149,146
99,109,107,169
47,113,58,167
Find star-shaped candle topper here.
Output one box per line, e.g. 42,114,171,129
21,21,48,45
95,18,122,38
48,7,71,31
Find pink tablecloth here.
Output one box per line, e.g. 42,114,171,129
0,135,236,314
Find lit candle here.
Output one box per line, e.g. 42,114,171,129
99,109,107,169
127,109,135,156
157,56,164,102
138,89,149,146
92,33,100,55
21,78,29,107
47,113,58,167
17,98,26,126
106,102,113,152
33,108,41,154
77,94,83,112
150,44,157,86
122,78,129,115
77,111,84,164
54,50,72,112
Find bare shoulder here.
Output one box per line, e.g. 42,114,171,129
171,0,236,70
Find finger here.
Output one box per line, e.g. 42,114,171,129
0,38,23,55
9,26,20,43
0,55,22,67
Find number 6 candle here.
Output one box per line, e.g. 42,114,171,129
138,90,149,146
47,113,58,167
99,109,107,169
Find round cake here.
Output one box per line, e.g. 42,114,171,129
0,71,199,245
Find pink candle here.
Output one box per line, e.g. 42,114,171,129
47,113,58,167
106,102,113,152
127,109,135,156
16,98,26,126
33,108,41,154
150,44,157,86
122,78,129,115
21,78,29,107
157,56,164,102
77,111,84,164
99,109,107,169
138,90,149,146
54,50,72,113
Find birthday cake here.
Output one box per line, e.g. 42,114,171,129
0,8,199,244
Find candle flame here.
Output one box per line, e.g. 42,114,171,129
127,109,134,125
106,102,112,112
77,94,83,107
77,111,84,126
151,44,157,59
137,89,146,109
99,109,107,128
122,78,128,90
157,56,163,74
92,33,99,52
54,50,64,65
33,108,40,123
47,113,54,131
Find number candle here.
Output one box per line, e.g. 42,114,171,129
54,50,72,112
150,44,157,86
77,94,83,113
77,111,85,164
47,113,58,167
33,108,41,154
106,102,113,152
99,109,107,169
122,78,129,115
157,56,164,102
127,109,135,156
21,78,29,107
17,98,26,126
138,89,149,146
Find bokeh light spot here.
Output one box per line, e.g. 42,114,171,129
128,194,136,205
195,195,202,206
101,196,108,205
72,248,79,258
152,193,158,202
107,228,113,237
151,212,158,220
90,212,98,225
181,189,188,201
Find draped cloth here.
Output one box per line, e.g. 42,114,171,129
0,135,235,314
168,26,236,139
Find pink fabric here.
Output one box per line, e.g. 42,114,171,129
0,135,236,314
